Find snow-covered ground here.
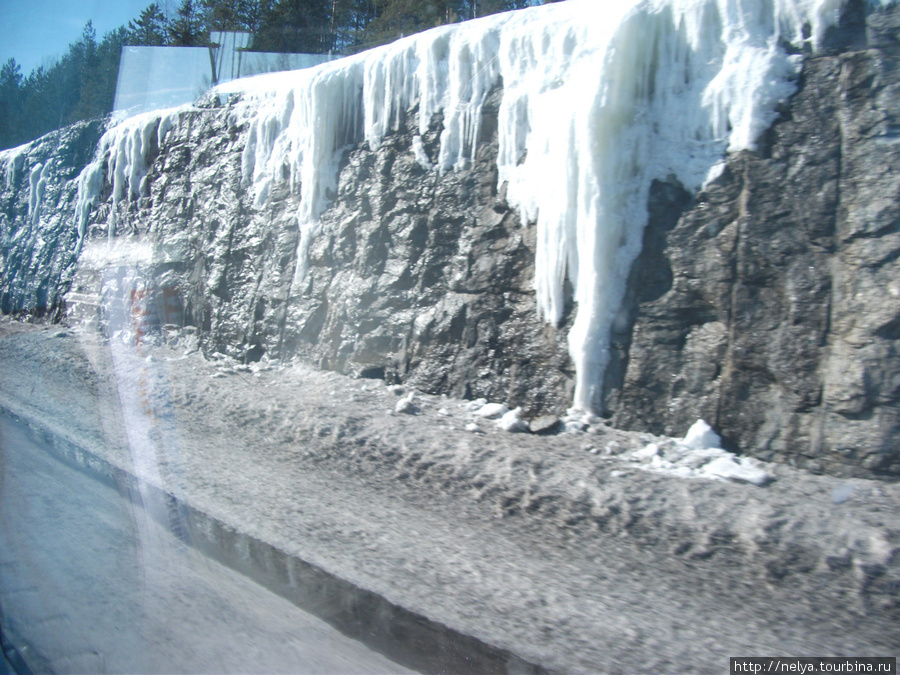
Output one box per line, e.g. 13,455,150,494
0,317,897,672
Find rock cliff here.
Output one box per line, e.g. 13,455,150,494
0,1,898,479
611,4,900,478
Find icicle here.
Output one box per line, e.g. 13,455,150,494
2,147,26,191
28,163,43,223
72,109,181,253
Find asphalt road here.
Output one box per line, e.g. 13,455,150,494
0,414,413,674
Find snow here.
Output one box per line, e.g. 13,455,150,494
464,400,532,432
496,406,530,433
213,0,846,414
394,391,418,414
681,419,722,450
475,402,510,419
1,145,27,191
831,483,856,504
412,134,433,170
627,419,772,486
1,319,899,670
27,162,44,224
0,416,414,674
464,397,488,412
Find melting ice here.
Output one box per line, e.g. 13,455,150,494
71,0,847,413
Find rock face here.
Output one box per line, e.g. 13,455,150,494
0,120,105,319
609,5,900,479
285,91,574,414
57,90,574,416
0,3,898,479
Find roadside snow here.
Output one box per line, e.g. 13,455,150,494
496,407,530,433
394,391,418,414
475,402,509,419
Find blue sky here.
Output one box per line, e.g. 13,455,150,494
0,0,156,75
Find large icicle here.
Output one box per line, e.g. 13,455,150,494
112,0,849,413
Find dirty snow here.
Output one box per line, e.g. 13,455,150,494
0,318,898,672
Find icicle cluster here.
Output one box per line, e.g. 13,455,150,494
72,110,178,256
2,147,26,192
75,0,849,413
27,162,50,227
222,0,846,413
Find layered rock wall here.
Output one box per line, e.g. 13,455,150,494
0,121,105,319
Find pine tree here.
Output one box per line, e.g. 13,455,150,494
77,27,129,121
201,0,261,32
362,0,535,48
254,0,332,53
363,0,451,47
330,0,378,51
0,59,24,148
169,0,207,46
128,3,169,46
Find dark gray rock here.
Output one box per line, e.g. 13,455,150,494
529,416,561,435
282,91,574,414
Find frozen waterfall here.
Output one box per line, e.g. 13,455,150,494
74,0,848,413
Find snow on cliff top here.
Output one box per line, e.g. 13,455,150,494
74,0,849,414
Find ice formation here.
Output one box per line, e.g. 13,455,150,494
71,0,849,413
219,0,846,413
73,109,181,256
3,147,25,192
28,162,48,226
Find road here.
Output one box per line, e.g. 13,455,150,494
0,414,413,674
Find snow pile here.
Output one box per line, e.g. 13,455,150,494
216,0,846,413
394,391,418,414
460,399,531,432
476,402,509,419
496,407,530,433
627,420,772,486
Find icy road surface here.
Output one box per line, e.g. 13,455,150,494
0,414,414,674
